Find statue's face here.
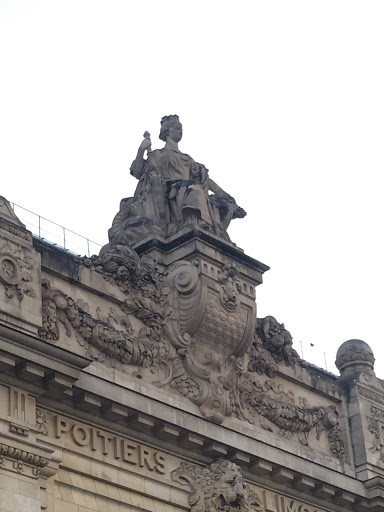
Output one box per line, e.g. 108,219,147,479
167,122,183,143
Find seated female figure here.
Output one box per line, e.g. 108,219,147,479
109,115,245,247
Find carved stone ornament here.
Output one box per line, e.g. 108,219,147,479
0,241,36,301
36,408,49,436
336,339,375,376
40,258,345,463
103,115,246,249
79,243,142,294
172,459,264,512
255,316,305,368
368,406,384,462
0,196,32,242
36,117,345,463
0,442,48,472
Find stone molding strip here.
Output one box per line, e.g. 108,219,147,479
0,431,60,479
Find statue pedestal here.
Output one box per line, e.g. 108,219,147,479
134,226,269,290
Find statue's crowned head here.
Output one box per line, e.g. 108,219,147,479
159,115,182,142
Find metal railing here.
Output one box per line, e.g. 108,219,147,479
10,202,102,257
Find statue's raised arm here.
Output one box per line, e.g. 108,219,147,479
131,131,152,179
108,115,246,248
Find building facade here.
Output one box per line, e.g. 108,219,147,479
0,146,384,512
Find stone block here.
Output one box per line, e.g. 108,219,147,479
117,471,145,494
101,403,129,423
314,484,336,499
81,476,97,495
293,475,316,492
154,422,180,441
106,483,121,501
44,373,75,396
141,496,156,512
203,441,227,458
70,472,85,490
0,353,16,372
0,489,39,512
335,491,356,505
93,481,108,497
129,493,144,510
126,412,155,432
0,471,20,493
72,489,87,507
54,500,78,512
179,432,205,450
143,479,171,502
271,468,295,484
15,362,45,383
57,469,73,486
74,392,102,413
57,483,75,503
228,449,251,466
249,459,273,476
19,480,39,499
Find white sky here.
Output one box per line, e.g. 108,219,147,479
1,1,383,376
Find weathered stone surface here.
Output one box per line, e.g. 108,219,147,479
0,117,384,511
105,116,246,250
336,338,375,376
0,197,42,334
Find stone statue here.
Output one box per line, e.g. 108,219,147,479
107,115,246,247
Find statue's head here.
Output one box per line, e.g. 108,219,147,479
159,115,182,143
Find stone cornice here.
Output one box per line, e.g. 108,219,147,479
0,323,92,374
35,375,365,509
0,431,60,479
0,337,365,505
133,227,270,276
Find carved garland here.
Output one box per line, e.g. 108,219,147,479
39,260,345,465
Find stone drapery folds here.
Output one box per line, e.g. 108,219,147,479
103,116,246,250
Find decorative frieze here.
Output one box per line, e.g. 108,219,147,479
368,405,384,462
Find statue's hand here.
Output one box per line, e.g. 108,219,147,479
138,137,152,152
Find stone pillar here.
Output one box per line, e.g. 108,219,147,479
0,382,59,512
0,197,42,335
336,339,384,504
0,198,59,511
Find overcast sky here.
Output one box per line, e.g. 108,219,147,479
1,1,383,376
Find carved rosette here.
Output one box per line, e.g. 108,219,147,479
172,459,264,512
0,246,36,301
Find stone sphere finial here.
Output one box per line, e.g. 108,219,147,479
335,339,375,376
